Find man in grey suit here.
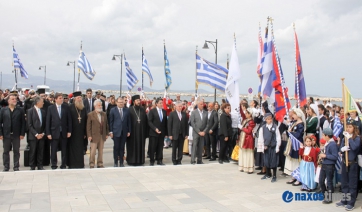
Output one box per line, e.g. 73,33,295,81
190,100,209,164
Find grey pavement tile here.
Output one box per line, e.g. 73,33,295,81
9,203,30,210
71,204,112,212
168,203,207,211
127,201,166,209
200,201,232,212
0,205,10,211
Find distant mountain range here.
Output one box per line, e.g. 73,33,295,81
1,73,212,94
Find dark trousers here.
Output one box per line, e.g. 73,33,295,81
3,135,20,169
172,135,184,163
83,138,88,152
219,135,229,161
113,136,126,164
149,135,164,162
341,162,358,206
43,138,50,166
205,133,216,158
319,164,335,193
51,134,67,168
29,139,44,168
278,140,287,171
228,128,238,158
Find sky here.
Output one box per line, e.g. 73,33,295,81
0,0,361,97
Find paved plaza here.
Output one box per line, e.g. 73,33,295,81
0,138,360,211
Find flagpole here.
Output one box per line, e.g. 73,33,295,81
195,45,198,96
341,78,348,168
12,42,18,90
294,23,300,108
142,46,144,91
78,41,82,91
270,18,289,117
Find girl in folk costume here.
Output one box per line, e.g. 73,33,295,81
238,108,256,173
306,104,319,137
298,136,320,192
259,113,281,183
285,108,306,185
335,119,361,211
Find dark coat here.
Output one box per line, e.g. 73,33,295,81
207,110,218,134
167,110,188,141
0,106,26,138
218,112,232,137
46,104,72,139
27,107,46,140
148,107,168,137
83,98,96,114
109,107,131,139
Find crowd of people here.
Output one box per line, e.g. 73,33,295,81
0,88,361,210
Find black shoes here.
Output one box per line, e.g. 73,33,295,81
157,161,165,165
223,159,230,163
177,161,182,165
209,158,216,161
261,175,271,180
3,167,9,172
150,162,154,166
218,160,223,164
120,164,125,167
271,176,277,183
197,161,204,164
38,167,45,170
173,162,177,165
13,167,19,171
30,167,36,170
204,156,211,159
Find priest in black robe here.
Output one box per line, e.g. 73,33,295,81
126,95,148,165
68,91,87,169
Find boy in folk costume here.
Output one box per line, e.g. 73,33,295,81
238,108,256,173
335,120,361,211
259,113,281,183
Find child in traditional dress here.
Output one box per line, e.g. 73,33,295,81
299,136,320,192
335,119,361,211
259,113,281,183
238,108,256,173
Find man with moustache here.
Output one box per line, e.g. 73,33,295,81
68,91,88,169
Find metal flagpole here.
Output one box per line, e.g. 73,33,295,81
214,39,218,103
142,47,144,91
195,45,198,96
120,54,123,96
294,23,300,108
341,78,348,169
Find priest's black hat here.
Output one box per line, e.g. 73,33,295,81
132,95,140,102
37,89,45,94
73,91,82,97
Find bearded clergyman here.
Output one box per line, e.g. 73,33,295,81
68,91,87,169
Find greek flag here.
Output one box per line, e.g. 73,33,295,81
333,116,343,137
196,54,228,92
336,155,342,174
142,52,153,86
124,55,138,91
164,45,172,90
13,47,29,79
287,132,301,151
78,51,96,80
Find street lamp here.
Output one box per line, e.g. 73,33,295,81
67,61,76,92
202,39,218,102
39,65,46,85
112,54,123,96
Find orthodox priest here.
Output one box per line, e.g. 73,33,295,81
127,95,148,165
68,91,87,168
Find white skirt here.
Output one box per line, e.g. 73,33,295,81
238,148,254,172
188,126,194,140
284,155,299,175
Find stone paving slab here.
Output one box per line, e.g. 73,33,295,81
0,138,360,211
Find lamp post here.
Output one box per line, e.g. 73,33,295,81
202,39,218,102
112,54,123,96
39,65,46,85
67,61,76,92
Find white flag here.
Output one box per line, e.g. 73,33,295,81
225,44,241,115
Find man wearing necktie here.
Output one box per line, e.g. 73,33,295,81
147,98,168,166
27,97,46,170
167,101,189,165
109,97,131,167
46,93,72,170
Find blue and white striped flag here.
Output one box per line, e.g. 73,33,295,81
124,55,138,91
333,116,343,138
196,54,228,92
13,47,28,79
287,132,301,151
78,51,96,80
142,52,153,86
164,45,172,90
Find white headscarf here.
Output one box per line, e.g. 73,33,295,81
293,108,306,131
309,103,319,117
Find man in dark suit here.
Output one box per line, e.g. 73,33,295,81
205,102,218,160
190,101,209,164
148,98,167,166
27,96,46,170
109,97,131,167
46,92,72,169
0,93,26,171
83,88,96,114
168,101,188,165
